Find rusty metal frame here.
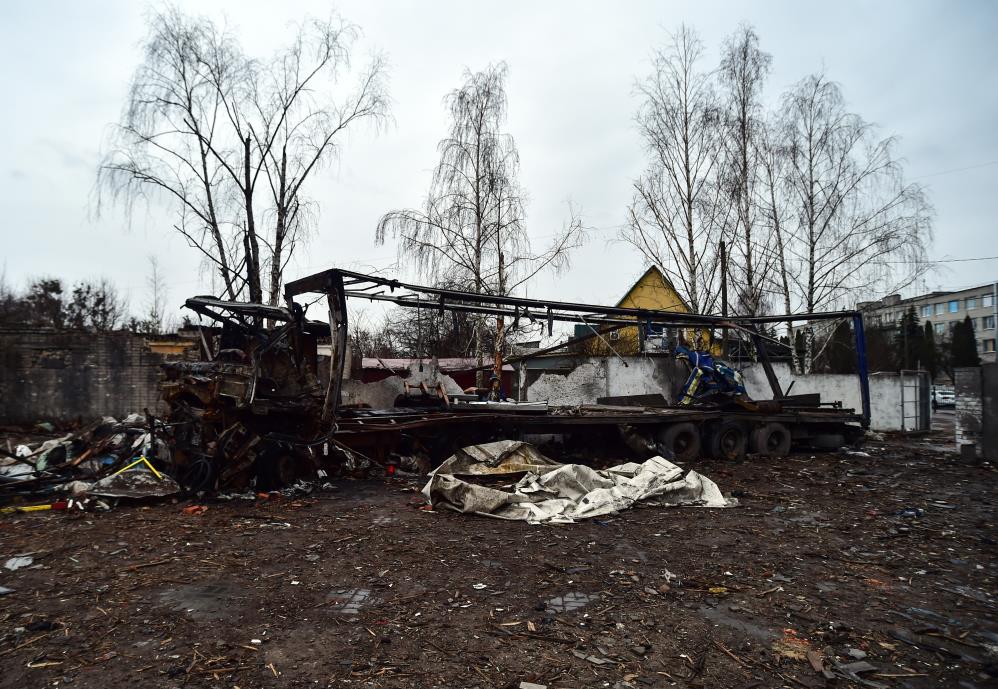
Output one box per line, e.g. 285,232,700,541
284,268,872,428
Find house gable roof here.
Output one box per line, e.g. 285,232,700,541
615,265,691,313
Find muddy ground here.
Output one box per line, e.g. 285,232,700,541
0,433,995,689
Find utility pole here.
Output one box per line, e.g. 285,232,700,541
494,250,505,382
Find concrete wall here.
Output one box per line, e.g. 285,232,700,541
0,328,170,423
525,355,906,431
340,360,464,409
526,357,688,407
741,363,908,432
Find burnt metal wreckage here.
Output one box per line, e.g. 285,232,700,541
158,268,873,492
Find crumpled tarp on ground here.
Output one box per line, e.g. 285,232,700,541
422,440,735,524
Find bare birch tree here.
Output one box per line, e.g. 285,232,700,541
778,73,932,369
98,8,387,306
621,26,729,317
145,255,168,334
376,63,584,377
718,24,773,316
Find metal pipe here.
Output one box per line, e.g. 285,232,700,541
287,268,860,325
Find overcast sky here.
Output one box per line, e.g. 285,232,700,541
1,0,996,324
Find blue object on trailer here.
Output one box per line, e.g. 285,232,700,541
675,345,747,406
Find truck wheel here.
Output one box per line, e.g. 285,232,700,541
708,421,748,461
257,450,316,490
657,423,701,462
751,423,792,457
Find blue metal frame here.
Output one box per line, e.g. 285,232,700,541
852,314,872,428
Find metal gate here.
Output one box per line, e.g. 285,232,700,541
900,369,930,432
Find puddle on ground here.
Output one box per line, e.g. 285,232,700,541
700,605,778,642
326,588,371,614
545,591,598,613
159,583,245,621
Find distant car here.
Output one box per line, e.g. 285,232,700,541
932,387,955,410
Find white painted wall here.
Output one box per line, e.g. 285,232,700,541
526,357,689,406
741,362,903,431
526,356,905,432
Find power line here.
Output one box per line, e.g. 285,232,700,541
912,159,998,180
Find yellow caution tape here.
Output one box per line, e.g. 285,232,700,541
111,456,164,480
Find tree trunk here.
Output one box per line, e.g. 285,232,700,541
243,135,262,306
269,145,289,307
494,250,505,380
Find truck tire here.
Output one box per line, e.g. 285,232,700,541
708,421,748,461
657,423,701,463
751,422,792,457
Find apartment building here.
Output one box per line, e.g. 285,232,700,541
857,282,998,364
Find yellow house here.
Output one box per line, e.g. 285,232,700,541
580,266,691,355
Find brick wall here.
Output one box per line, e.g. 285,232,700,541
954,367,983,457
0,329,171,424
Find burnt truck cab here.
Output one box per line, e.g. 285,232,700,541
161,297,330,491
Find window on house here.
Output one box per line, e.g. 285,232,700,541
984,294,995,308
966,297,977,310
949,321,959,333
985,315,996,330
934,322,945,335
984,339,997,353
920,304,932,318
934,303,944,315
948,300,959,313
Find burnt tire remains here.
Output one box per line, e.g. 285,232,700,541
657,422,702,463
708,421,748,461
751,422,792,457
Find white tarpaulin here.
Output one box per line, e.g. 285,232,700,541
422,440,735,524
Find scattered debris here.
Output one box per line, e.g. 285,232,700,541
326,588,371,615
545,592,599,613
4,556,33,571
0,414,173,506
0,433,992,688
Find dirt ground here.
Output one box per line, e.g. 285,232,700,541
0,431,995,689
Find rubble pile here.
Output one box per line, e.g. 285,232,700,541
0,414,176,509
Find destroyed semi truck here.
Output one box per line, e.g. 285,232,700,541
158,269,872,491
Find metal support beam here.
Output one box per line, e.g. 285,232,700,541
853,313,872,428
750,327,784,400
321,272,348,425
